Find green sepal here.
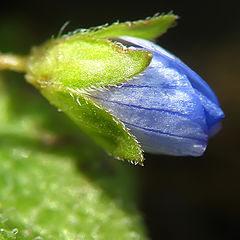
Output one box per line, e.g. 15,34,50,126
72,13,177,40
38,84,144,164
26,37,152,89
25,35,151,163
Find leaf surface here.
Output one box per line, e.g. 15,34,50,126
0,76,147,240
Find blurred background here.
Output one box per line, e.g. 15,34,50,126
1,0,239,239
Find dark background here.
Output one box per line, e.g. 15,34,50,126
1,0,239,239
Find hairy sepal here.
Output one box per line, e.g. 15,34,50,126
26,37,152,89
71,13,178,40
25,29,152,163
36,84,144,164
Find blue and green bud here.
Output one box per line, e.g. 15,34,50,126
24,14,224,164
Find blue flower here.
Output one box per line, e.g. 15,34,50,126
91,36,225,157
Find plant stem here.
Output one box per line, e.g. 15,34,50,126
0,53,27,73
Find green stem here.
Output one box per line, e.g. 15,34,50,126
0,53,27,73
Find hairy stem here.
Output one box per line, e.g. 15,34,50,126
0,53,27,72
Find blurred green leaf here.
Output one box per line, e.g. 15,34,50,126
0,75,147,240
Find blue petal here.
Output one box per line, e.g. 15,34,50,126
91,49,209,156
122,123,207,156
195,90,225,136
120,36,225,135
90,37,224,156
120,36,220,106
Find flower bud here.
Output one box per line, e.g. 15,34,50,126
24,14,224,164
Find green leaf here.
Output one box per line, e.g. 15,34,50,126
26,37,152,89
74,13,177,40
0,76,147,240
